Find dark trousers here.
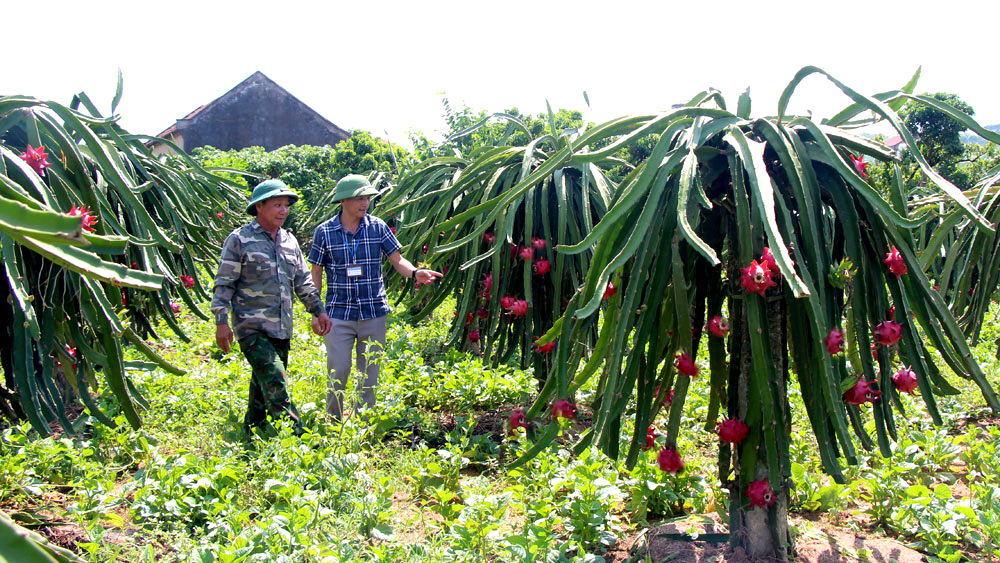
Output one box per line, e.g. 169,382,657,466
238,333,302,434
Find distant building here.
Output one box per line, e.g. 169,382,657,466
149,71,349,156
884,135,907,157
884,135,904,149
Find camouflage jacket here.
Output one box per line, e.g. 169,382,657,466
211,221,325,342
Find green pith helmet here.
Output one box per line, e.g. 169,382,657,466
332,174,379,202
246,179,299,216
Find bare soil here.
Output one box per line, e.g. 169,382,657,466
604,513,928,563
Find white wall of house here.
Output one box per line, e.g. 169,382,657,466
150,133,183,156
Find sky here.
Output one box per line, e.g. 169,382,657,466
7,0,999,150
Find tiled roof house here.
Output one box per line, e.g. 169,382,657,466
149,71,349,155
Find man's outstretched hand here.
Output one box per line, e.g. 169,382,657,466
415,269,444,286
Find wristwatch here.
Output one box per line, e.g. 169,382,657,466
412,268,421,279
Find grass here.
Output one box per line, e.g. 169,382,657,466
2,297,1000,562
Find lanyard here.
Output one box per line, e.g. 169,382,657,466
340,224,364,263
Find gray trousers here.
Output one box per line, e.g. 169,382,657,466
323,316,387,419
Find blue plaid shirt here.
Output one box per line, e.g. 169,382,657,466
308,213,402,321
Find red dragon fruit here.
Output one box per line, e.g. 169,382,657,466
741,259,777,297
892,366,919,394
824,328,845,355
747,479,777,508
883,247,907,277
657,446,684,474
674,352,699,377
551,398,577,421
717,418,750,445
708,315,730,338
844,378,880,405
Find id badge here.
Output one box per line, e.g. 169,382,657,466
346,264,364,278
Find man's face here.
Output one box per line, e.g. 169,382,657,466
256,196,291,229
341,195,371,219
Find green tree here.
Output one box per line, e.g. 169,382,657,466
961,141,1000,184
900,92,975,189
410,97,659,182
409,98,587,160
190,131,411,238
330,129,410,179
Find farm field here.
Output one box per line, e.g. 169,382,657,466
4,74,1000,562
3,297,1000,562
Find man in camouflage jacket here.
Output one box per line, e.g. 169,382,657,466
212,179,332,435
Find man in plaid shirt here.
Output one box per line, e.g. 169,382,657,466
309,175,442,419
